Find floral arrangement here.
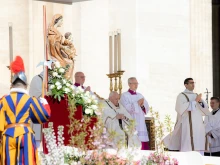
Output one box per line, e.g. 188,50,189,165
48,61,74,101
72,86,99,117
48,61,99,117
139,107,179,165
40,122,65,164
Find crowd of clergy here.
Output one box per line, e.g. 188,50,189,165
1,57,220,165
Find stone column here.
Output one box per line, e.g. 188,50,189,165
190,0,213,97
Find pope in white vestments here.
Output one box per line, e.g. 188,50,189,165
163,78,210,155
120,77,149,150
102,91,141,149
204,97,220,156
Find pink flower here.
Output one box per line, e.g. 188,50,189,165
163,156,168,161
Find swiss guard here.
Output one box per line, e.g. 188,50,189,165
0,56,51,165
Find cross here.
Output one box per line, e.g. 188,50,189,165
204,88,211,105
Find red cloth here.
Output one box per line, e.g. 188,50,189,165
43,96,70,154
42,97,97,153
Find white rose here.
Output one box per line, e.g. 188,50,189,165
87,99,91,104
57,85,62,90
64,88,70,93
62,79,67,84
85,109,92,114
52,72,58,77
90,105,98,110
90,110,94,115
54,61,61,68
93,99,98,104
55,81,61,86
85,91,90,96
66,83,70,87
50,85,55,89
59,68,65,73
77,86,84,93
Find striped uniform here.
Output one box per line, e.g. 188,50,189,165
0,92,50,165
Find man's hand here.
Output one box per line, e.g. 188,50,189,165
116,114,125,119
138,98,144,106
85,86,91,92
195,93,202,102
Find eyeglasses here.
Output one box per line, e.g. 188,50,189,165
129,83,139,85
76,76,85,78
188,82,195,84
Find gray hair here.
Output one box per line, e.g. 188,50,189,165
128,77,137,84
109,91,119,99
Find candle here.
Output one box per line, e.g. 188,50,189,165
114,31,118,73
117,29,121,71
109,32,113,74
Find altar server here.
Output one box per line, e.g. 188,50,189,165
205,97,220,156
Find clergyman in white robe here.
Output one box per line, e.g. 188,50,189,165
120,88,149,150
163,89,210,153
102,95,141,149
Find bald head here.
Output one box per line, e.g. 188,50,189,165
109,91,120,106
74,72,85,85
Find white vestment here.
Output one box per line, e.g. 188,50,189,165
120,91,149,142
102,100,141,149
29,72,44,150
205,109,220,153
163,89,210,151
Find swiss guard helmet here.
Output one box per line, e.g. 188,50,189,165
10,56,27,85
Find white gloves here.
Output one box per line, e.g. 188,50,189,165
39,97,48,105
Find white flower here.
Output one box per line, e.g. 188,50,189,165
59,68,65,73
66,83,70,87
70,85,75,90
85,109,92,114
91,95,97,100
62,79,67,84
55,81,61,86
57,85,62,90
52,72,58,77
54,61,61,68
64,88,70,93
77,86,84,91
90,105,98,110
50,85,55,89
85,91,90,97
72,93,75,97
